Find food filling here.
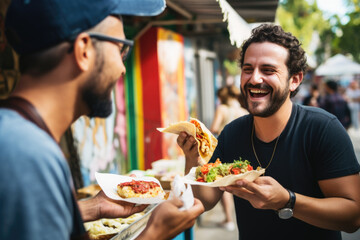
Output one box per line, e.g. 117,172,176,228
117,180,164,198
195,158,255,183
118,180,160,194
190,119,211,155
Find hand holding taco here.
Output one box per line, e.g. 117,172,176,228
157,118,218,165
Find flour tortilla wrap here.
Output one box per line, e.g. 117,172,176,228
157,118,218,165
183,167,265,187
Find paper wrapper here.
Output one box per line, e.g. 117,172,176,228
95,172,166,204
168,175,194,210
182,167,265,187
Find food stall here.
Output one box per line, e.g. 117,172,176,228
0,0,278,239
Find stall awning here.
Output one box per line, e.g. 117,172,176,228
124,0,279,42
315,54,360,76
216,0,251,47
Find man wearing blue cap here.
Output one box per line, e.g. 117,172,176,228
0,0,204,239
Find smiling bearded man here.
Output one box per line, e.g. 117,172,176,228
176,23,360,240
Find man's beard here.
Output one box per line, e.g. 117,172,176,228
241,81,289,118
82,48,115,118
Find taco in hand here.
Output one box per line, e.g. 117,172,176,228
157,117,218,165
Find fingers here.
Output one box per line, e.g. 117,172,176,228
176,132,188,148
222,177,287,210
190,198,205,216
132,204,149,213
234,179,262,194
177,132,197,152
175,198,205,221
167,197,185,208
180,199,204,230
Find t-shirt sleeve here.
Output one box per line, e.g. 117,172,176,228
313,118,360,180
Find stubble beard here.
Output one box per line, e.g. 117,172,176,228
82,47,115,118
241,82,290,118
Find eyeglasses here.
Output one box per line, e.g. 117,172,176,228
87,33,134,61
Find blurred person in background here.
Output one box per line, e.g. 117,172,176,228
210,85,248,231
345,80,360,131
319,80,351,130
177,23,360,240
211,85,248,134
302,83,320,107
0,0,204,239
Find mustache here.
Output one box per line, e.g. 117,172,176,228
244,83,272,91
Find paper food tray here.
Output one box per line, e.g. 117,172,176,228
95,172,166,204
182,167,265,187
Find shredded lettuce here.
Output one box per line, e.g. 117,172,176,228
232,158,251,170
205,167,219,182
217,163,232,176
201,157,253,182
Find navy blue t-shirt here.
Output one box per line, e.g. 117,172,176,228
211,103,360,240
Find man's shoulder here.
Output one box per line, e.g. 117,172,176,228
295,103,337,122
0,109,55,144
228,114,251,125
220,115,252,141
0,109,63,166
0,111,73,240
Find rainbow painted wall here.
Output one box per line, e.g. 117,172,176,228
125,27,188,171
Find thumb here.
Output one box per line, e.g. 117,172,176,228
168,197,184,208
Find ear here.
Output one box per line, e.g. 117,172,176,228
73,33,94,71
289,71,303,92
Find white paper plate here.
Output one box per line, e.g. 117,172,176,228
182,167,265,187
95,172,166,204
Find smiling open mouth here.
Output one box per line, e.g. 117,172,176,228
249,89,270,98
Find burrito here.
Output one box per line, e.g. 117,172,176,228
157,118,218,165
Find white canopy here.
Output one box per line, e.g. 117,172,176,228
315,54,360,76
217,0,251,48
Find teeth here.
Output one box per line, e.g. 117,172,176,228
250,89,268,94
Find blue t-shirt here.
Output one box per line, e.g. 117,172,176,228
211,103,360,240
0,109,74,240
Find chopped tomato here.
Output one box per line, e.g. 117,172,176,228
231,167,241,175
190,119,201,128
201,165,209,174
196,177,205,182
200,159,222,174
247,165,253,171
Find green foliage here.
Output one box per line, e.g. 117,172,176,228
277,0,360,64
276,0,331,58
333,0,360,63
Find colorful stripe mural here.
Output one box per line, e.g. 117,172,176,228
125,27,187,171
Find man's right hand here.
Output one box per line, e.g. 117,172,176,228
136,198,204,240
177,131,223,211
176,131,201,172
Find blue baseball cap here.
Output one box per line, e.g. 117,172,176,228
5,0,166,55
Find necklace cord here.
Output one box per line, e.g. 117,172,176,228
251,122,280,169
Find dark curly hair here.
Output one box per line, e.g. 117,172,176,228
239,24,308,98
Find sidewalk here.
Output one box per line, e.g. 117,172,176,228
194,128,360,240
194,201,238,240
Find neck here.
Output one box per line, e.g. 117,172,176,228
11,71,86,143
253,99,293,143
